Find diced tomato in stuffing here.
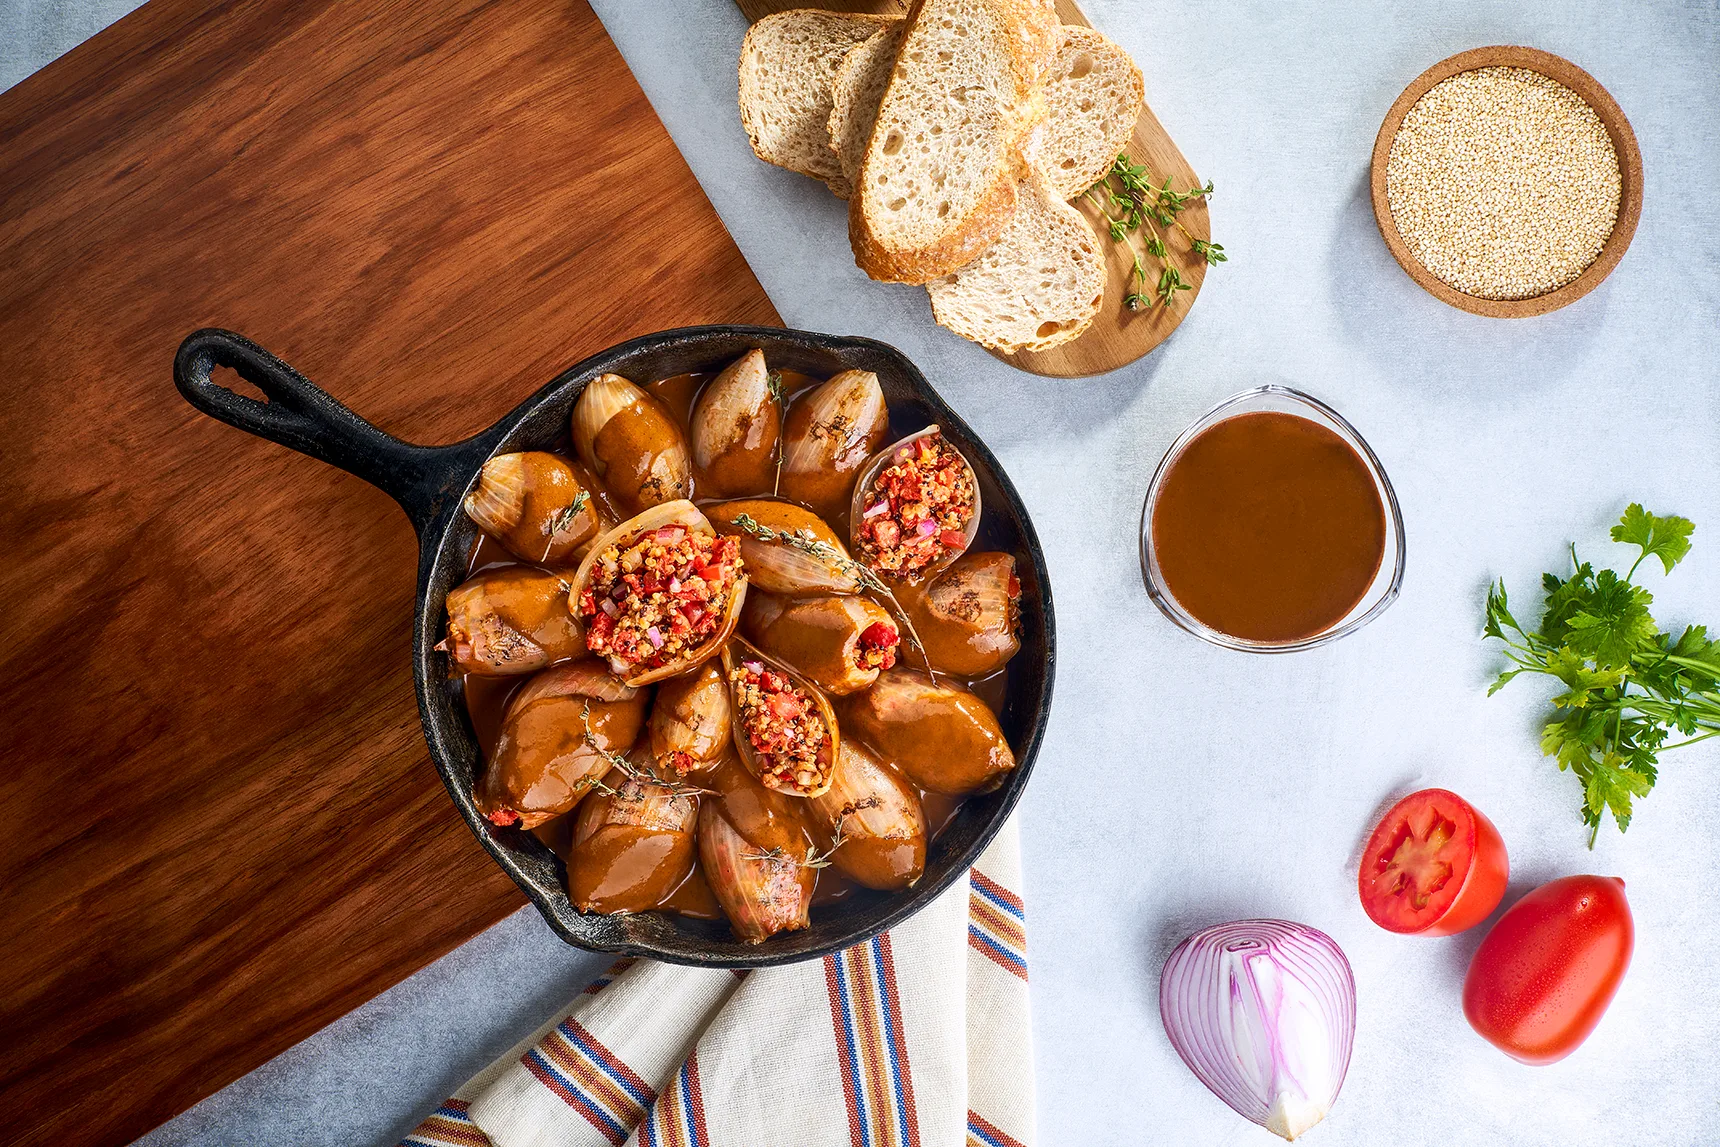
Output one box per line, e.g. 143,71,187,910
578,527,741,673
854,430,976,578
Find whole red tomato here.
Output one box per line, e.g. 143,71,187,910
1358,788,1509,936
1462,875,1634,1064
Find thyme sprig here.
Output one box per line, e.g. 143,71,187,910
579,701,712,800
1083,154,1223,312
545,490,592,557
742,806,866,870
733,512,887,594
730,512,936,681
767,371,788,497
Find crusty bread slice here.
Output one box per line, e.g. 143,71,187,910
827,23,904,194
849,0,1061,284
833,23,1142,204
1038,26,1144,199
926,172,1105,353
739,10,898,195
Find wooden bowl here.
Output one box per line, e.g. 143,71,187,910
1369,45,1642,318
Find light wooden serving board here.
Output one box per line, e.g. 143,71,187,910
736,0,1211,377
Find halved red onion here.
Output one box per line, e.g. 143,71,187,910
1159,920,1355,1141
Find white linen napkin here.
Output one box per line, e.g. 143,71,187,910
400,818,1031,1147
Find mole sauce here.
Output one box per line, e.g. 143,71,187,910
1151,411,1385,643
457,369,1014,919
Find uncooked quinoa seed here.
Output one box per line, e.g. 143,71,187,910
1386,67,1621,301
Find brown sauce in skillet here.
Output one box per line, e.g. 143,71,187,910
1151,411,1385,642
457,367,1016,921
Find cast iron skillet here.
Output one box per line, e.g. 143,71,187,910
173,325,1055,967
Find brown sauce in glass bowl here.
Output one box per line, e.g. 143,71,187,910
1151,411,1386,643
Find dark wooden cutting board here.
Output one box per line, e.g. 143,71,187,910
0,2,777,1144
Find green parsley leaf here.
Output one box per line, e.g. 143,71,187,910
1562,568,1657,669
1544,647,1626,708
1483,579,1523,641
1583,753,1652,834
1486,504,1720,843
1612,503,1694,576
1538,560,1594,645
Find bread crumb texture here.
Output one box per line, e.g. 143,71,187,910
927,175,1105,353
739,12,892,189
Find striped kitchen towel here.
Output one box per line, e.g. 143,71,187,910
401,818,1031,1147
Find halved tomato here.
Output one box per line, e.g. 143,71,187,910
1358,788,1509,936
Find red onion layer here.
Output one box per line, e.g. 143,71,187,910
1159,919,1356,1141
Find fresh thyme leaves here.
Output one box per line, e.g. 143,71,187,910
743,813,852,870
549,490,591,538
1485,505,1718,845
767,371,787,497
731,512,887,594
579,701,711,799
730,512,937,682
1083,154,1223,312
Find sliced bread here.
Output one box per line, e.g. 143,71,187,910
926,172,1105,353
827,23,905,193
1038,26,1144,199
738,10,898,195
848,0,1061,284
833,23,1143,204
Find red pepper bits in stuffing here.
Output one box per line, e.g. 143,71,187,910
730,660,834,795
580,527,742,676
855,431,976,578
856,621,900,673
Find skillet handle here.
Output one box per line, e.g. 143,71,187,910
174,329,498,538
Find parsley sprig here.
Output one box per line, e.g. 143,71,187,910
1083,154,1224,312
1485,504,1719,844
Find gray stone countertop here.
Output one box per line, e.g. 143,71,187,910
9,1,1717,1144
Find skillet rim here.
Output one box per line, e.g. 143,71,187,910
410,325,1056,967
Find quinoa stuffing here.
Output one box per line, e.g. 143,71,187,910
581,526,741,676
855,431,976,578
730,660,833,795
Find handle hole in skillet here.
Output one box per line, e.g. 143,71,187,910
213,365,270,405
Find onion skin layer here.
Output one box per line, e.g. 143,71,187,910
442,567,585,677
1159,919,1356,1141
898,551,1021,676
691,349,780,497
698,765,816,943
779,370,889,524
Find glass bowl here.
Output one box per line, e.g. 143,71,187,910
1138,386,1405,653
